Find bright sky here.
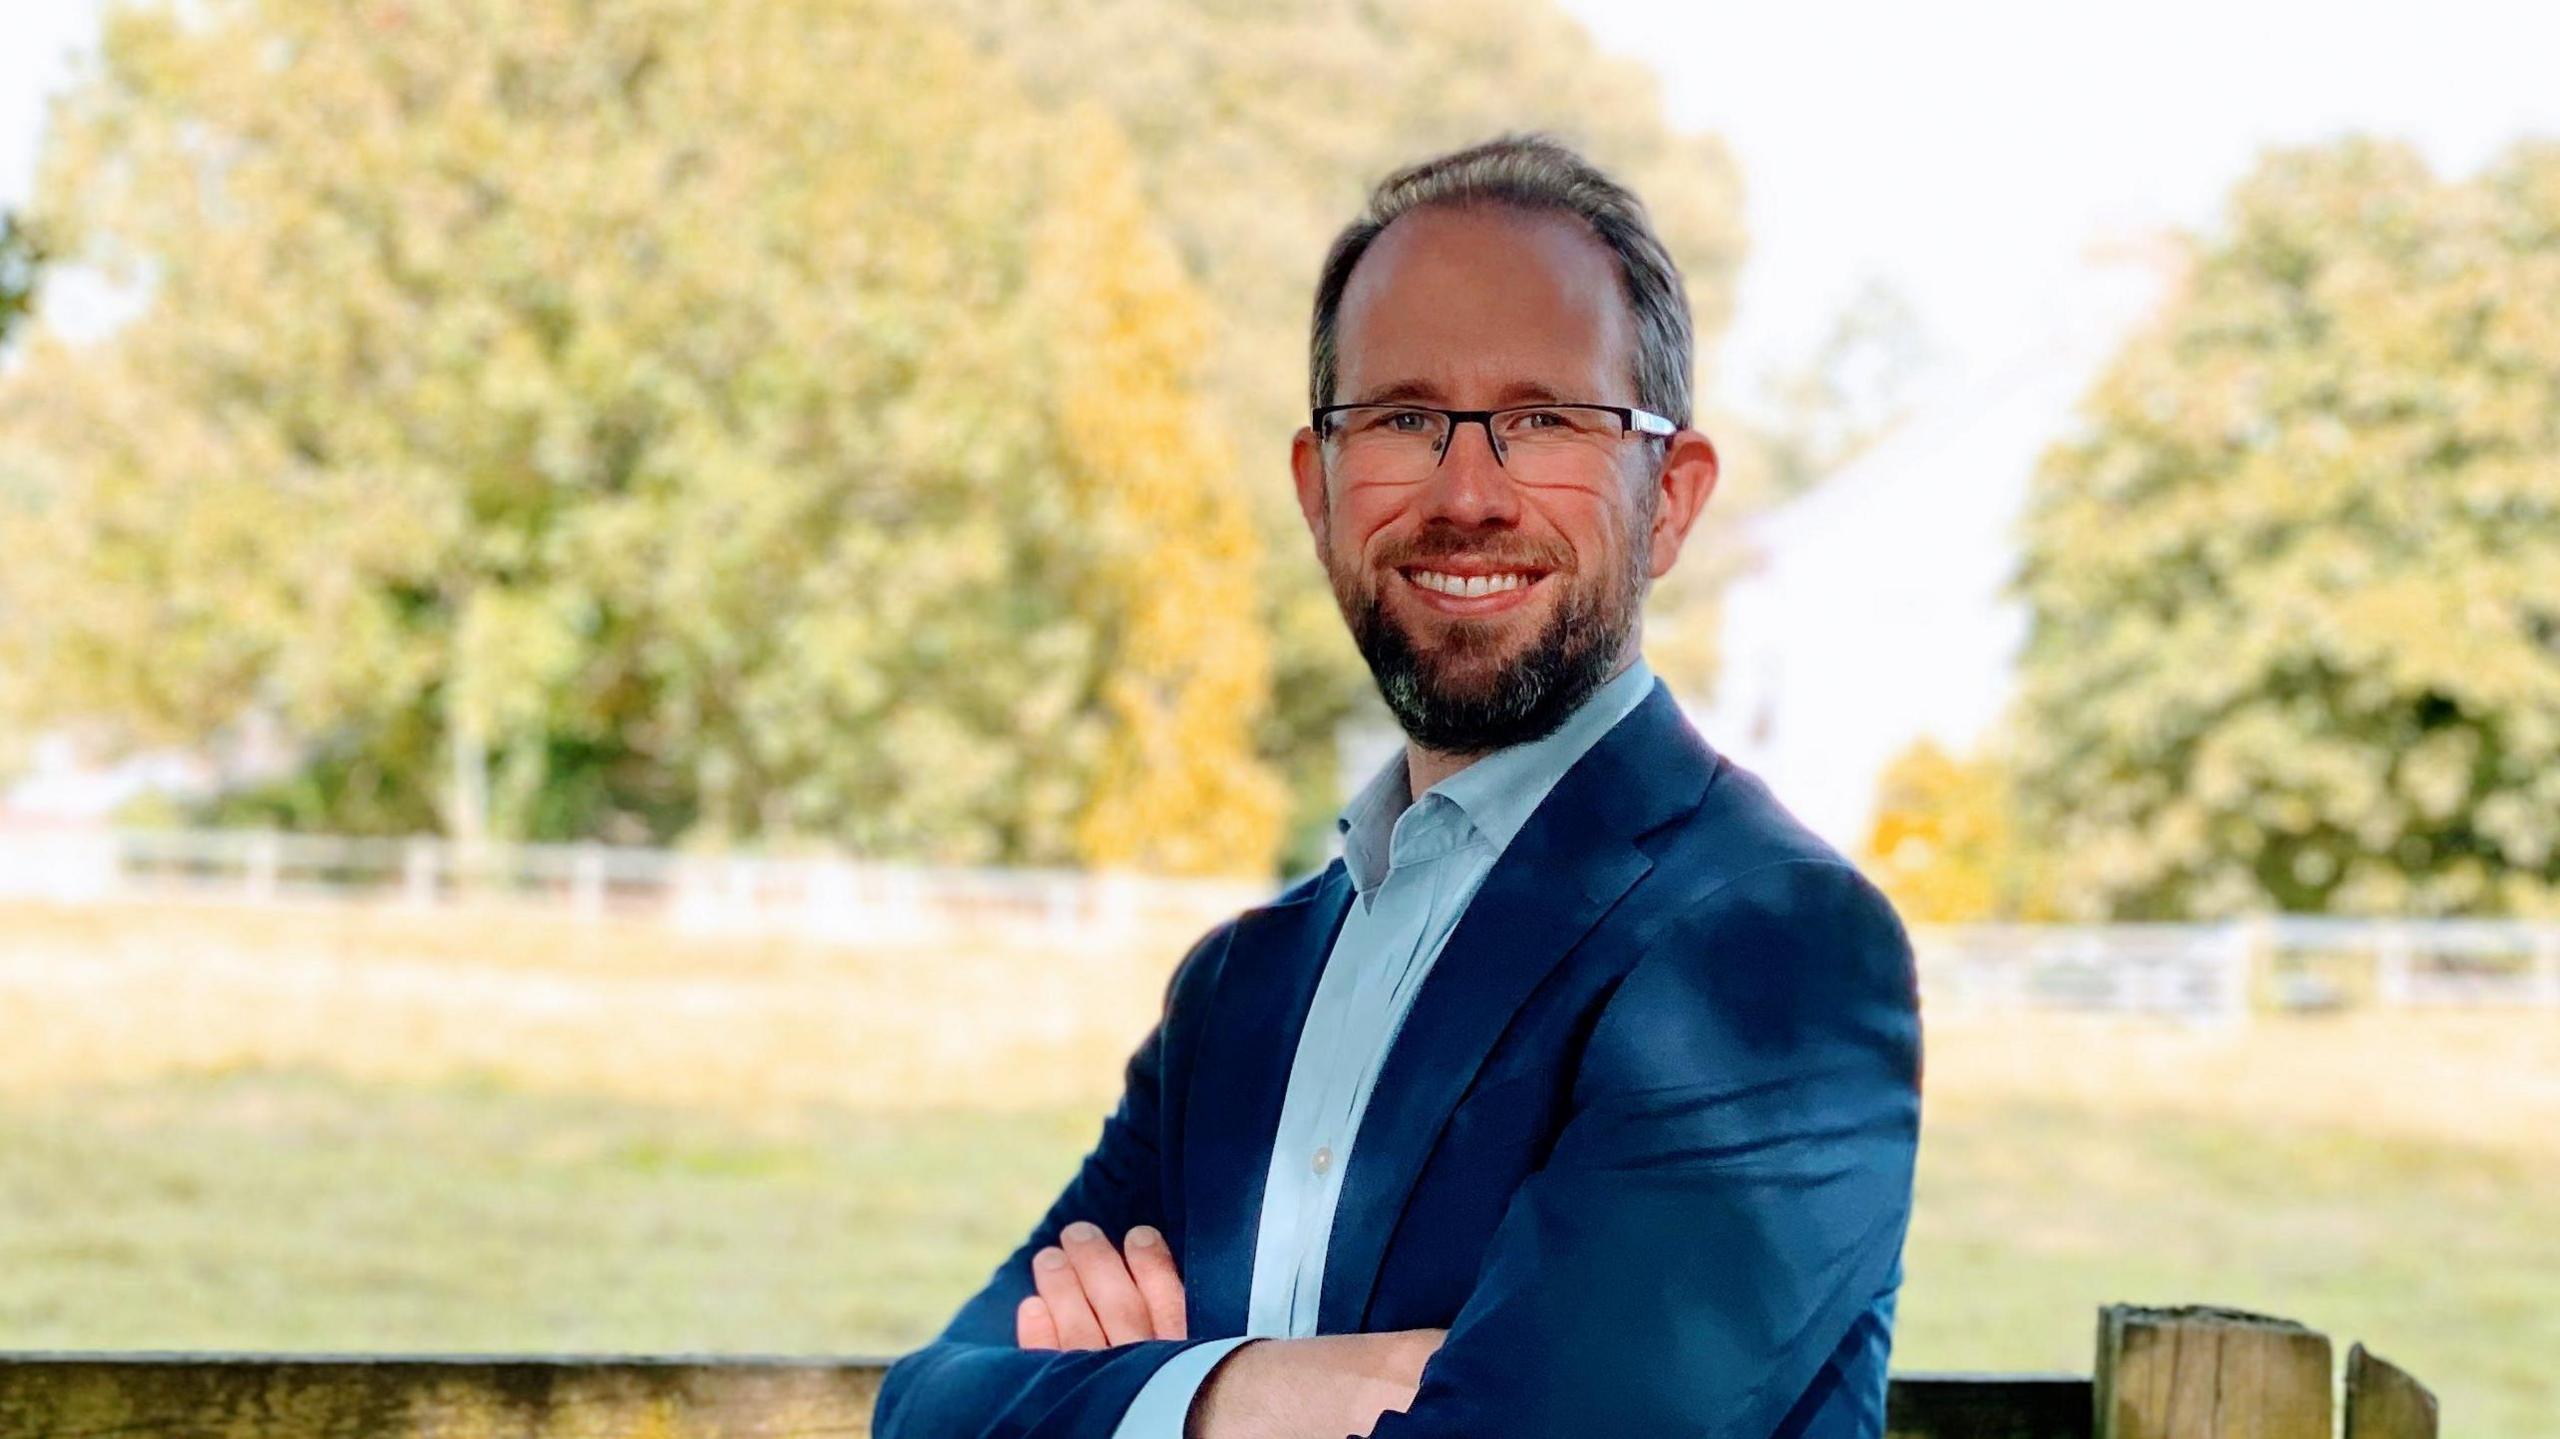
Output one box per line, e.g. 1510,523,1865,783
1564,0,2560,395
0,1,98,205
10,0,2560,403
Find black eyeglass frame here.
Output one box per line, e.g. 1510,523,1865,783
1310,401,1680,468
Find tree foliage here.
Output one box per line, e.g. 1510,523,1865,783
0,0,1278,871
1755,279,1928,499
2013,138,2560,918
0,0,1743,873
1037,111,1288,874
0,212,41,348
1863,737,2056,924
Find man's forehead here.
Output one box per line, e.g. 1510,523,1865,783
1333,203,1634,402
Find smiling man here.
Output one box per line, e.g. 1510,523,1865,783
875,133,1922,1439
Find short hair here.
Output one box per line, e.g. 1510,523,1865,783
1308,132,1695,428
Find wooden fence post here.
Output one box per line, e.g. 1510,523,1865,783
2532,929,2560,1009
2343,1343,2437,1439
244,830,282,905
401,840,438,908
571,844,607,922
2374,926,2413,1007
2094,1305,2331,1439
2221,916,2267,1024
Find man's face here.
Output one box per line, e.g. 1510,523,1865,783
1292,203,1708,754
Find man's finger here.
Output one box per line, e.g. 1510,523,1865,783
1031,1245,1106,1349
1058,1221,1155,1345
1122,1225,1188,1341
1015,1294,1061,1350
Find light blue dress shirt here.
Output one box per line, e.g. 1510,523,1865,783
1112,657,1660,1438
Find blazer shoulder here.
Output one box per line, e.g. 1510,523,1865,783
1590,836,1918,1105
1626,750,1915,1008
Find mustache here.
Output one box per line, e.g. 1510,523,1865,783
1374,532,1571,572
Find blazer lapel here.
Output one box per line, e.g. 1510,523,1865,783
1317,681,1717,1333
1182,861,1354,1335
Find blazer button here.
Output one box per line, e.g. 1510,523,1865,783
1311,1145,1333,1175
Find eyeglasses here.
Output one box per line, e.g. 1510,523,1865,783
1311,402,1677,485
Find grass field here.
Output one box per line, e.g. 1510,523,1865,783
2,900,2554,1435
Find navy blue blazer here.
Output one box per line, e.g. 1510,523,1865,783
876,680,1923,1438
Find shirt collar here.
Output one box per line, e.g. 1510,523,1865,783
1335,655,1659,894
1335,746,1417,897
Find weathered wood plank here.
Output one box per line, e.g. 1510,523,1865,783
1885,1372,2090,1438
0,1354,2151,1438
0,1353,883,1438
2344,1342,2439,1439
2095,1305,2332,1439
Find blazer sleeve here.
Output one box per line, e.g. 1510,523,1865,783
871,923,1243,1439
1365,858,1924,1439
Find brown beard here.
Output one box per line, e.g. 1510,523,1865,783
1327,513,1648,755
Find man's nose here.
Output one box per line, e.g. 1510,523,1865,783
1423,420,1522,527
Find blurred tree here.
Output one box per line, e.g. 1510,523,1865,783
1863,736,2056,924
0,210,31,787
0,0,1280,873
0,213,41,347
1756,279,1929,499
2014,137,2560,918
1039,109,1289,873
942,0,1749,865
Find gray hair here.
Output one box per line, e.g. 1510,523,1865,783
1308,132,1694,428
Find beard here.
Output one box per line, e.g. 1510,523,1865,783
1328,507,1650,756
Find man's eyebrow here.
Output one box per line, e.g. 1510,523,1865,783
1352,379,1444,405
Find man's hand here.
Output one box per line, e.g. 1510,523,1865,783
1009,1219,1446,1438
1190,1327,1448,1439
1015,1221,1189,1348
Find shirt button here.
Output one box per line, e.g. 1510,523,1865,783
1311,1145,1333,1175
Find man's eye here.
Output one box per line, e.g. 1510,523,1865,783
1384,409,1432,432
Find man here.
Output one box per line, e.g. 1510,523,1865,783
875,133,1921,1439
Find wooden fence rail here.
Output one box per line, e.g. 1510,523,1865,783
0,826,1269,951
7,825,2559,1013
0,1306,2434,1439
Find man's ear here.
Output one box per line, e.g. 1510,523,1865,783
1645,427,1720,580
1290,425,1328,544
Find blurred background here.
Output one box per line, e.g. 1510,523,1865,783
0,0,2553,1432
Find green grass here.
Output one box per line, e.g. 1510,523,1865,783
1,1068,2552,1436
0,1068,1096,1355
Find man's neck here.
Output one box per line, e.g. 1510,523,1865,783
1403,646,1641,800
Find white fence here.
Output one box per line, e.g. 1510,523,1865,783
1912,915,2560,1023
3,826,2557,1015
0,826,1271,951
1913,922,2255,1022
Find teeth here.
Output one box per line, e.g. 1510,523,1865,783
1410,570,1530,597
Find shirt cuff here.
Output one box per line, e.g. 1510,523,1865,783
1109,1335,1258,1439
